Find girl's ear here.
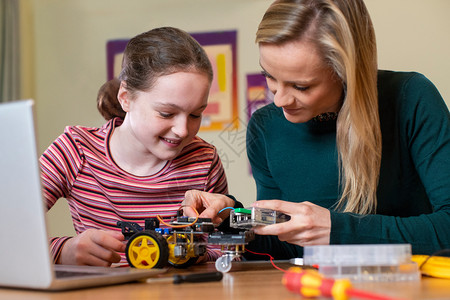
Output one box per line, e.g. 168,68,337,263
117,81,131,112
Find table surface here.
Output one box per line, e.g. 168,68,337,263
0,261,449,300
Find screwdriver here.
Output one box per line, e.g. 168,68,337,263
147,271,223,284
173,271,223,284
282,267,404,300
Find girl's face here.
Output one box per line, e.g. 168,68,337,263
118,71,210,167
259,39,343,123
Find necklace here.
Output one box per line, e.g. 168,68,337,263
312,112,338,122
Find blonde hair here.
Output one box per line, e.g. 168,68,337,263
256,0,382,214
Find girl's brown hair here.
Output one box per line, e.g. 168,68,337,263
97,27,212,120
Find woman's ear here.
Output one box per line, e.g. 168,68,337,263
117,81,131,112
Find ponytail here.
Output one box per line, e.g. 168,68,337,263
96,78,126,120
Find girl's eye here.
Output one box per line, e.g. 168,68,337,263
159,112,173,118
190,114,201,119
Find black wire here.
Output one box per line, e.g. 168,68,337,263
419,249,450,270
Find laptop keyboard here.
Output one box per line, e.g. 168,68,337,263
55,270,105,278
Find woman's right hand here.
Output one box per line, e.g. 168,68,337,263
57,229,126,266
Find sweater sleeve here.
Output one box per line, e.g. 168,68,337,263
40,129,84,262
40,130,83,210
330,73,450,254
244,106,303,260
204,146,228,194
246,107,283,200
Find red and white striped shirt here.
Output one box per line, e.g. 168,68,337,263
40,118,228,265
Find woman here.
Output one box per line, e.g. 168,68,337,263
185,0,450,258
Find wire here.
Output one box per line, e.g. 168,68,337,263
413,249,450,279
418,249,450,270
156,205,199,228
245,249,287,272
347,288,404,300
218,207,235,214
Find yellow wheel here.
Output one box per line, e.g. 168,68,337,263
126,231,168,269
167,234,198,268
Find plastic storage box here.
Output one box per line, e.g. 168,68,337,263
303,244,420,282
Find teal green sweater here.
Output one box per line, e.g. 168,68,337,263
244,70,450,259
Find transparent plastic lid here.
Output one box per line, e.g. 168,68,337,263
303,244,420,282
304,244,413,266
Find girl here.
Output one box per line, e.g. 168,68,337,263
40,27,232,266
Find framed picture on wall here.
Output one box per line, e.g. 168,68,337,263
246,73,273,121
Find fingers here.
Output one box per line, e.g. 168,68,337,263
183,190,204,207
252,201,331,246
199,206,223,224
60,229,125,266
252,199,291,214
183,205,200,218
79,242,122,267
252,220,290,236
183,190,235,223
91,230,126,253
92,231,125,265
182,190,205,217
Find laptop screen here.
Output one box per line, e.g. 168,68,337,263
0,100,56,288
0,100,165,291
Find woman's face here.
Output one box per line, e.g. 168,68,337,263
259,39,343,123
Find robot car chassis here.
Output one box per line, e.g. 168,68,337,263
117,207,289,273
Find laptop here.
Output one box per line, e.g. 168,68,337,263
0,100,165,291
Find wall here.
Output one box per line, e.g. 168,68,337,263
21,0,450,237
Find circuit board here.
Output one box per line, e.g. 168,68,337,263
230,207,290,229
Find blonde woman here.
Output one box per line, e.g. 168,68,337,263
185,0,450,259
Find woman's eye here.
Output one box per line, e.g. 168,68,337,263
293,85,309,92
261,70,274,80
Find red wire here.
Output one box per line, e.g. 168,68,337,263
347,288,406,300
245,249,287,272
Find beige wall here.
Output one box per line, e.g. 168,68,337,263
20,0,450,237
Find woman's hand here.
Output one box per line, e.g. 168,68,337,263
252,200,331,246
57,229,126,266
182,190,235,224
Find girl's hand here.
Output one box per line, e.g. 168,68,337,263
58,229,126,266
252,200,331,246
182,190,235,224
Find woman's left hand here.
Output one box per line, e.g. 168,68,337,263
251,200,331,246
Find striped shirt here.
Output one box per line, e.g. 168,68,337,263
40,118,228,265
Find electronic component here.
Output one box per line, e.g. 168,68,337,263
208,231,255,245
289,258,304,266
230,207,290,229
